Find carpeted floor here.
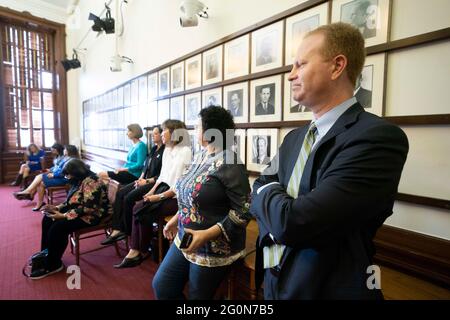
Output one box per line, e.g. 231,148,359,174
0,185,157,300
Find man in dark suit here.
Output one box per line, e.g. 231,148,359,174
250,23,408,299
255,87,275,115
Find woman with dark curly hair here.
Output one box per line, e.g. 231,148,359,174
152,106,251,299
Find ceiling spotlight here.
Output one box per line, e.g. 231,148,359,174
179,0,208,27
61,51,81,71
88,4,115,34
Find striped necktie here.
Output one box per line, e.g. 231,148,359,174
263,122,318,269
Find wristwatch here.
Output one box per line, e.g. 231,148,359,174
159,194,165,200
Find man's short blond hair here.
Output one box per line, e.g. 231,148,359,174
306,22,366,86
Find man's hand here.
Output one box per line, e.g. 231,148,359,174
47,173,54,179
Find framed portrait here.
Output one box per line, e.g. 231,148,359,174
123,83,131,107
250,75,282,123
158,67,170,97
185,54,201,90
331,0,390,47
224,34,249,80
188,129,202,158
138,76,148,104
117,86,123,107
202,45,223,86
111,89,118,108
223,82,248,123
148,73,158,101
354,53,385,116
285,3,328,65
202,87,222,108
283,73,314,121
251,21,283,73
148,101,158,126
170,96,185,121
184,92,201,126
246,128,279,173
157,99,170,125
171,61,184,94
130,79,138,106
232,129,246,165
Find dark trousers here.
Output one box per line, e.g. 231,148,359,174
112,181,154,235
152,243,231,299
41,216,91,269
130,198,178,252
107,171,138,185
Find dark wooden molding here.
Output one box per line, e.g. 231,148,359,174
367,27,450,55
233,114,450,129
384,114,450,126
396,193,450,211
0,5,65,29
374,224,450,288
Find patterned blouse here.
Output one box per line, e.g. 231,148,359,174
60,174,109,225
174,149,251,267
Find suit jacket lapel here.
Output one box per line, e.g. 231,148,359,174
300,103,364,194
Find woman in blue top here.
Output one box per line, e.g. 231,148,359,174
98,124,148,185
10,143,46,188
13,145,80,211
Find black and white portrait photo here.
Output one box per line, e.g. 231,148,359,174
290,15,319,61
185,93,201,126
170,96,184,121
205,54,218,80
224,82,248,123
333,0,389,46
186,55,201,89
203,46,222,85
256,33,276,67
224,34,249,80
147,73,158,100
251,21,283,73
252,135,271,165
159,68,169,96
255,84,275,116
354,64,373,109
227,89,243,117
340,0,378,39
202,88,222,108
250,75,281,122
171,62,184,93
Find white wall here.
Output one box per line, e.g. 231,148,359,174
64,0,449,239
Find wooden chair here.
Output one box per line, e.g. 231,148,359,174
156,214,175,263
46,185,71,204
68,179,128,266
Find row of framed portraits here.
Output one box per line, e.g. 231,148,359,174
146,52,385,127
184,128,284,174
83,0,390,115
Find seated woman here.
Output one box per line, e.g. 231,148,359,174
113,119,192,268
29,159,109,280
101,125,165,245
10,143,46,189
152,106,251,299
98,124,147,185
13,145,80,211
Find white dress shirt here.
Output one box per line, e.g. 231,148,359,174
157,144,192,188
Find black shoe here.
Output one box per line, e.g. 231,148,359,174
30,263,64,280
113,254,143,268
13,192,33,200
32,202,46,212
101,232,127,245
